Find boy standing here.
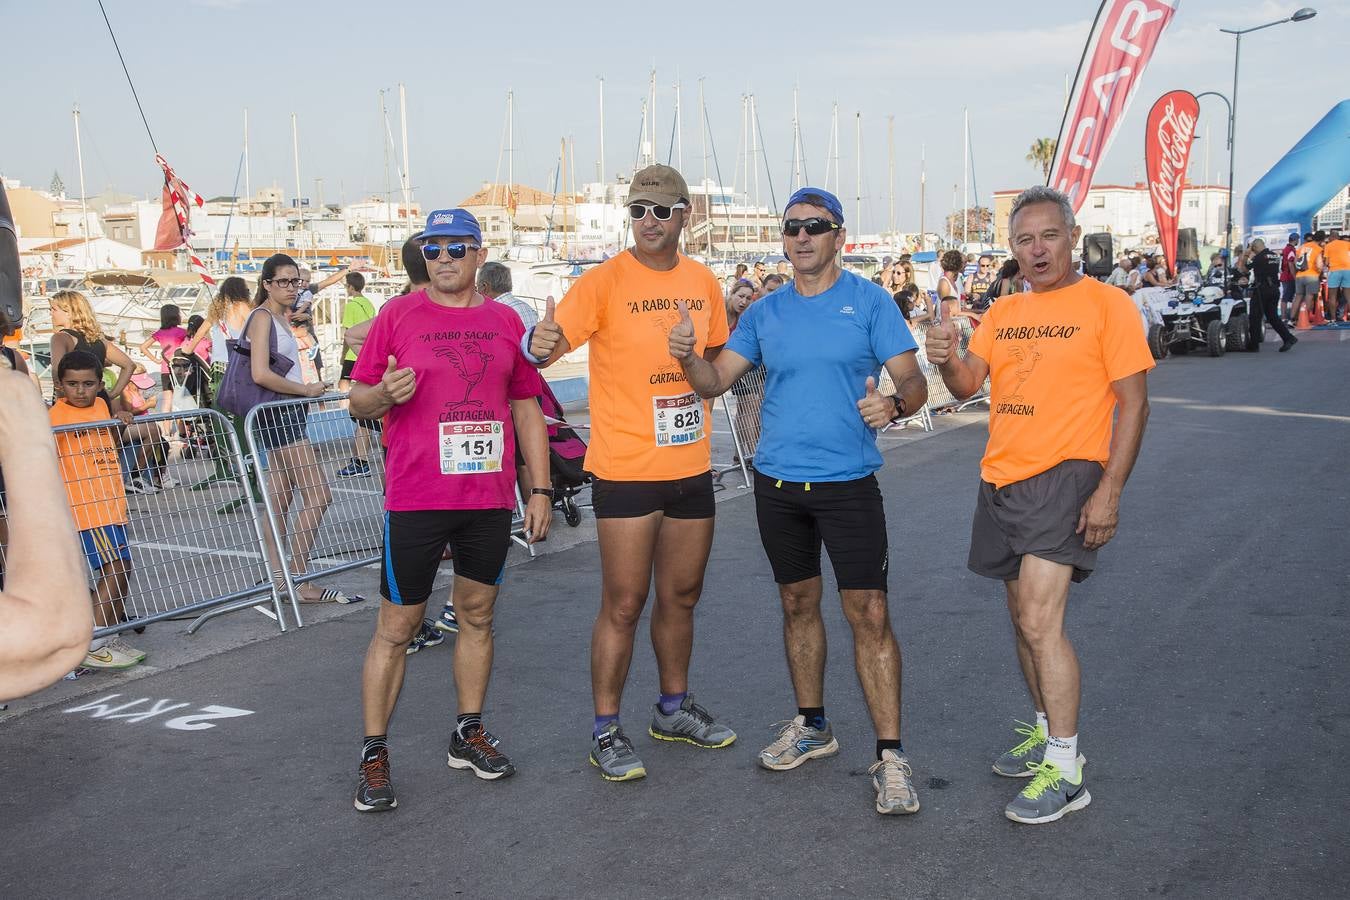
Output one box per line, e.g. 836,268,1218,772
49,350,144,669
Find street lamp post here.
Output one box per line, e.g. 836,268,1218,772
1217,6,1317,294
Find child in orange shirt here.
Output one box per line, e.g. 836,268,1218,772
49,350,145,670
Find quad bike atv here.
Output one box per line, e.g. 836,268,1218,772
1146,268,1250,359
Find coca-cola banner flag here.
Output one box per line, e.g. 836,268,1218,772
1047,0,1180,212
1145,90,1199,269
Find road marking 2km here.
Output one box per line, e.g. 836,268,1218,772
64,694,254,731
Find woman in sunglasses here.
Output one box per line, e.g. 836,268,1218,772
245,253,342,603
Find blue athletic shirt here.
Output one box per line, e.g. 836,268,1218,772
726,270,917,482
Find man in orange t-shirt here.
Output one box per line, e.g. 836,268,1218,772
1323,230,1350,322
527,164,735,781
927,186,1153,826
1290,231,1325,325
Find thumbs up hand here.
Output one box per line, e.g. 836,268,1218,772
530,295,564,361
381,354,417,405
924,320,959,366
856,375,894,429
668,300,697,361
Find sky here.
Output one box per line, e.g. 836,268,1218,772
7,0,1347,236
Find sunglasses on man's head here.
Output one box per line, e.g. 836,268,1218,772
782,217,839,237
421,242,480,261
628,202,686,221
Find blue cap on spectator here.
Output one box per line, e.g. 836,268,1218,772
422,208,482,243
785,187,845,225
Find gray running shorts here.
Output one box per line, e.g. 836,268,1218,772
967,459,1103,584
1293,276,1320,299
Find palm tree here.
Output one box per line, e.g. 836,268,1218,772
1026,138,1057,182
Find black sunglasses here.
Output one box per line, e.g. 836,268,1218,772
629,202,686,221
266,277,305,288
782,218,839,237
421,242,480,260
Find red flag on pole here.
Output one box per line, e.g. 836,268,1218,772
152,154,214,284
1047,0,1180,212
1145,90,1199,271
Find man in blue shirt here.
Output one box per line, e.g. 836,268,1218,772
669,187,928,815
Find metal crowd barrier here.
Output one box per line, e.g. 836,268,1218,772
35,407,284,641
909,321,991,412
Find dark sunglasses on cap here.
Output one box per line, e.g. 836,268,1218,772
629,202,686,221
782,217,840,237
421,242,481,260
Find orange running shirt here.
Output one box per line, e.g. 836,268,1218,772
555,250,729,481
49,398,128,530
967,277,1155,488
1295,242,1324,276
1324,238,1350,272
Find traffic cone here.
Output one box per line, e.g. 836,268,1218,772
1296,304,1311,330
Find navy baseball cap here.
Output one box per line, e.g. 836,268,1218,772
785,187,845,225
422,208,482,244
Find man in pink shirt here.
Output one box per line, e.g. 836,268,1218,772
347,208,552,813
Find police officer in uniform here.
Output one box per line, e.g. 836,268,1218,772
1238,239,1297,352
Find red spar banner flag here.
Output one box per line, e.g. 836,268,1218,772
152,154,215,285
1145,90,1199,270
1047,0,1179,212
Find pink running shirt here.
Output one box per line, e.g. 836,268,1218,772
351,290,542,511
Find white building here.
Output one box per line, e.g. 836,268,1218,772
1313,187,1349,231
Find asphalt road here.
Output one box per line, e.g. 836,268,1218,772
2,329,1346,899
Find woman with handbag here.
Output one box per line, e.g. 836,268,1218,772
236,254,345,604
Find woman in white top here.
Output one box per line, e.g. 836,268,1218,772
247,254,344,604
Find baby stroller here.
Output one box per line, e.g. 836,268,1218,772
538,379,591,527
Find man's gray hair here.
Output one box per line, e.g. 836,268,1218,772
1009,185,1076,232
477,261,512,296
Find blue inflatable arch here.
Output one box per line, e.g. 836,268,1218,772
1244,100,1350,234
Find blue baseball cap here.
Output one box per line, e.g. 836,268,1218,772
784,187,845,225
422,208,482,244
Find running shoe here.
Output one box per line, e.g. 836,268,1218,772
590,722,647,782
82,644,139,669
648,693,737,749
992,721,1086,778
158,475,181,490
1004,760,1091,824
336,458,371,478
124,476,160,495
405,619,444,655
757,715,840,771
447,727,516,780
106,636,146,663
354,747,397,812
868,749,921,815
431,604,459,634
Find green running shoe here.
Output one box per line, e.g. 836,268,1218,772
1005,760,1091,824
590,722,647,782
992,720,1086,777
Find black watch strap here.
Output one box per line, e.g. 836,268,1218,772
530,487,555,499
889,394,906,420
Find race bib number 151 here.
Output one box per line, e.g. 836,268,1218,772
439,421,504,474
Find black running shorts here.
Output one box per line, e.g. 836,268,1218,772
590,471,715,519
967,459,1103,584
380,508,513,604
753,471,889,591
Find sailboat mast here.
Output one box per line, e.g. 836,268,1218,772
674,80,683,171
962,107,969,246
292,112,305,262
72,104,91,271
598,77,606,184
698,78,708,254
507,89,515,247
920,143,926,250
648,70,657,167
791,87,802,192
243,108,252,259
380,91,390,248
887,115,895,237
399,83,412,238
750,94,760,216
855,112,862,237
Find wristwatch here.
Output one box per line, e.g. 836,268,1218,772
889,395,906,421
530,487,556,500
